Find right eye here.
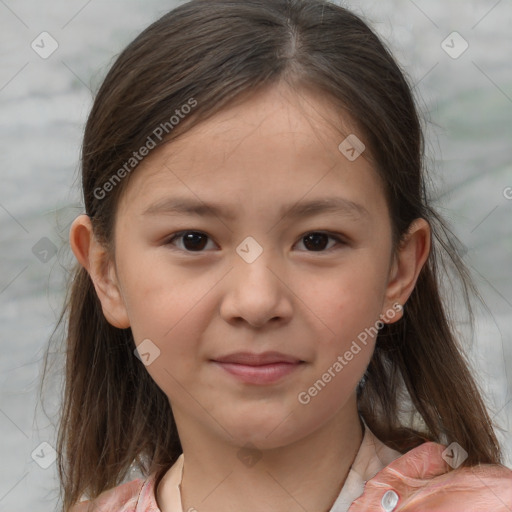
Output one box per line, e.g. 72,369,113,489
164,231,218,252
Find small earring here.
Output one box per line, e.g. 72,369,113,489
394,302,403,312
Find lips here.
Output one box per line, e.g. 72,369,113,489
212,351,303,365
211,351,305,385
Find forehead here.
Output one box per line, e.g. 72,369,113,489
118,83,386,221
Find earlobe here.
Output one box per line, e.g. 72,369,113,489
381,218,431,323
69,214,130,329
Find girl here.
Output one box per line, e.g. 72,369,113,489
50,0,512,510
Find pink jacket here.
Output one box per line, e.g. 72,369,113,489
71,428,512,512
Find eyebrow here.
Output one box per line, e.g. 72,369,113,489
141,196,369,221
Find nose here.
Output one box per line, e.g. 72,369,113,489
219,241,293,329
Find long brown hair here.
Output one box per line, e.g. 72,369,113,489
43,0,505,509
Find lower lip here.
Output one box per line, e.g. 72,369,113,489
213,361,303,385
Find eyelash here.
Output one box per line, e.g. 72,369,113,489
164,230,348,254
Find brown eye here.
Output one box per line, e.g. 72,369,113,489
164,230,346,254
166,231,215,252
296,232,345,252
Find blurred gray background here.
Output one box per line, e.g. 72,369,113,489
0,0,511,510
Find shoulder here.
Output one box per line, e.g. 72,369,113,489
70,474,160,512
420,462,512,510
349,440,512,511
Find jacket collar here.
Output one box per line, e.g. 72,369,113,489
138,418,403,512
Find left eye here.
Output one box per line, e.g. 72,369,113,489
295,232,346,252
164,231,346,253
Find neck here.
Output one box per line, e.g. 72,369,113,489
158,398,364,512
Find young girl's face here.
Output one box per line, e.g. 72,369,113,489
91,83,423,450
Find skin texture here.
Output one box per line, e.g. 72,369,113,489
69,83,430,512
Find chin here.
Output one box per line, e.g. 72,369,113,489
220,408,318,451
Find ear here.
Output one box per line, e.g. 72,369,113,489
381,218,431,324
69,214,130,329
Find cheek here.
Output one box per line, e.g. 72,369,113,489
298,256,389,344
295,256,388,405
116,252,206,386
130,301,210,408
118,245,206,339
119,255,222,394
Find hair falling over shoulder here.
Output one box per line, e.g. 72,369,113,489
43,0,505,509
